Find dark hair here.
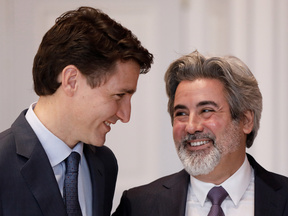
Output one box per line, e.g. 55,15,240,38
33,6,153,95
164,50,262,148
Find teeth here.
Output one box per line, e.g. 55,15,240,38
104,121,111,126
190,140,209,147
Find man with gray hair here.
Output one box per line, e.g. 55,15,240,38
113,50,288,216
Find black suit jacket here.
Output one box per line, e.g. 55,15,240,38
0,110,118,216
113,154,288,216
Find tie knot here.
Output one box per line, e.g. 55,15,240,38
65,152,80,173
207,186,228,205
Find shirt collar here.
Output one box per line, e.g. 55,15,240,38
190,155,253,206
25,102,84,167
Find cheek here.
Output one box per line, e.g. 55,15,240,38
173,121,185,141
204,119,226,134
109,102,121,114
99,101,118,115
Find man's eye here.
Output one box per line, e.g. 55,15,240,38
202,109,213,113
174,112,187,117
116,93,125,98
201,109,214,118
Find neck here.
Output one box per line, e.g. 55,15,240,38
34,94,77,149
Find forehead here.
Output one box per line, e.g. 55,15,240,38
174,78,227,105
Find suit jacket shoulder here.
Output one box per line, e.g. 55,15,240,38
0,110,67,216
113,169,189,216
247,154,288,216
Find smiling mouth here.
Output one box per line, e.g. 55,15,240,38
189,140,210,147
104,121,111,127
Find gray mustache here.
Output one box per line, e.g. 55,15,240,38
182,132,216,142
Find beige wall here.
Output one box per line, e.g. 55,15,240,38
1,0,288,211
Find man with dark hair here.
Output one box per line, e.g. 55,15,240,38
0,6,153,216
113,50,288,216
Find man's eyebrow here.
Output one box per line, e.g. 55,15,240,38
173,104,187,112
197,101,219,108
121,88,137,94
173,101,219,113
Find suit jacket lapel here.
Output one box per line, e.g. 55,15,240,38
247,154,287,216
158,170,190,216
13,111,67,216
84,145,105,216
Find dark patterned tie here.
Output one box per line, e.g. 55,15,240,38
207,186,228,216
63,152,82,216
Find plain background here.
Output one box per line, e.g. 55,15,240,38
1,0,288,211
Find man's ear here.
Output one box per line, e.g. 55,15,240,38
242,110,254,135
60,65,79,97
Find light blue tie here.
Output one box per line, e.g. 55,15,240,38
63,152,82,216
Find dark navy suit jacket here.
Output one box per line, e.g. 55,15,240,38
113,154,288,216
0,110,118,216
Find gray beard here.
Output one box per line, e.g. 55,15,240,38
175,120,241,176
176,137,221,176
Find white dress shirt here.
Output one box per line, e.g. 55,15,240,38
25,102,92,216
185,155,254,216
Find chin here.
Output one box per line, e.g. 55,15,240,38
177,143,221,176
91,137,106,147
89,142,105,147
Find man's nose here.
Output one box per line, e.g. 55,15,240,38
185,114,204,134
116,98,131,123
